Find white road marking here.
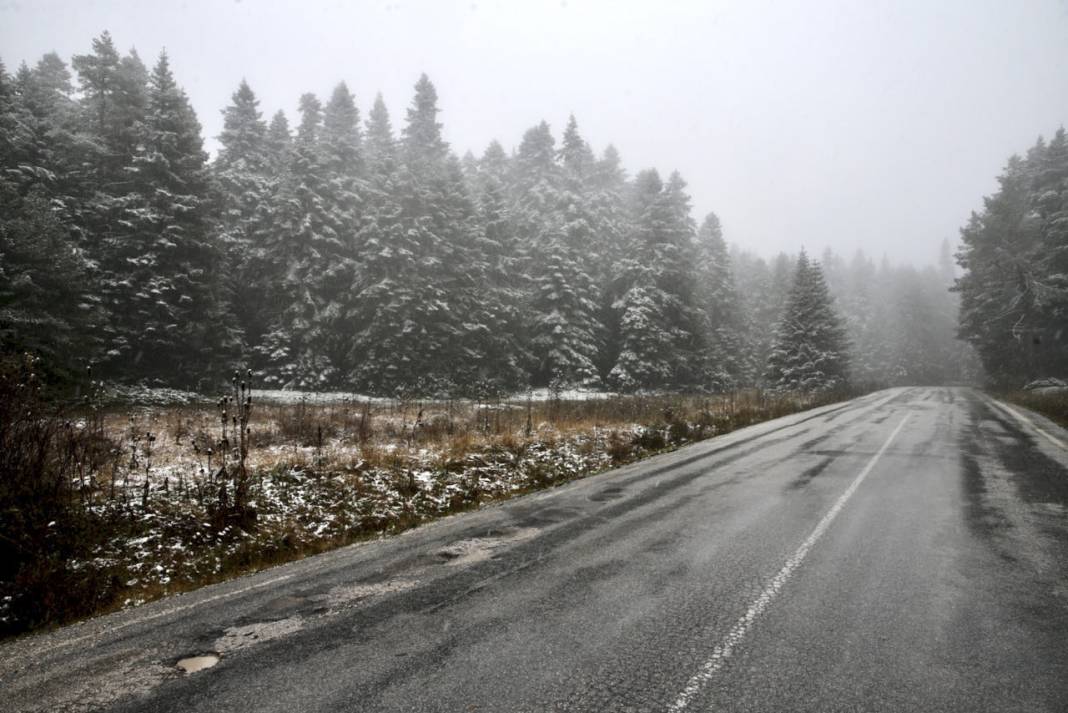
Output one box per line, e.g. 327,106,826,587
667,414,910,712
991,399,1067,451
30,573,295,656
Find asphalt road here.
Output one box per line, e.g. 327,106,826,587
3,387,1067,712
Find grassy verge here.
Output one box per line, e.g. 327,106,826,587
0,363,852,640
1000,390,1068,429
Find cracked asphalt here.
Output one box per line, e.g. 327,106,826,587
2,387,1067,712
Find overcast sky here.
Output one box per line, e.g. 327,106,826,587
2,0,1067,264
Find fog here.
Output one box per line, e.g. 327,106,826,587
6,0,1068,669
4,0,1066,263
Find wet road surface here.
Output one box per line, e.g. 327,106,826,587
2,387,1067,712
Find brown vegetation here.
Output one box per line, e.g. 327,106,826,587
1002,390,1068,429
0,362,848,639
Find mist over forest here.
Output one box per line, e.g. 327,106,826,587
11,30,1062,396
3,5,1068,677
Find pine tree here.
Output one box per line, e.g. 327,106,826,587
608,169,703,391
694,212,746,389
70,32,121,148
348,93,406,390
261,91,354,387
765,251,850,392
350,75,520,395
363,93,395,173
588,144,630,378
955,130,1068,385
956,150,1044,385
97,51,233,385
316,82,365,376
471,140,530,387
214,79,272,357
264,109,293,170
0,59,97,374
520,116,604,388
1031,128,1068,375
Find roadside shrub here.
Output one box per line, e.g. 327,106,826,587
0,354,123,635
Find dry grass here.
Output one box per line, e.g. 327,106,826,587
1002,390,1068,429
1,382,849,639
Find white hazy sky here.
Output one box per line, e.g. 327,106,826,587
2,0,1067,264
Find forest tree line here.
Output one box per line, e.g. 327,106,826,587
1,32,974,396
955,128,1068,388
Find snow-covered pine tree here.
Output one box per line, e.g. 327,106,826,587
69,35,157,369
694,212,747,389
214,80,274,360
955,149,1044,386
264,109,293,171
316,82,365,375
97,51,234,385
72,35,150,191
350,75,519,395
508,121,560,266
261,91,357,387
1031,128,1068,376
608,169,703,391
348,92,411,391
470,140,530,389
521,116,604,388
953,129,1068,386
765,250,850,392
0,59,98,374
588,144,630,378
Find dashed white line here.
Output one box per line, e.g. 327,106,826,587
667,414,910,712
992,399,1067,451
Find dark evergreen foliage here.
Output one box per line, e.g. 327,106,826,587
1,32,978,394
765,251,850,392
956,129,1068,386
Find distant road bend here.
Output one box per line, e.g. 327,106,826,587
3,387,1068,712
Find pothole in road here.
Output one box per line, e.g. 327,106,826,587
322,578,420,608
176,654,219,674
215,616,305,655
433,527,540,566
589,486,625,502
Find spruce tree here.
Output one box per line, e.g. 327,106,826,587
264,109,293,170
522,117,604,388
351,75,520,395
609,170,703,391
472,140,530,388
1032,128,1068,375
261,92,354,387
694,212,746,389
0,59,97,373
765,251,850,392
97,51,234,384
956,150,1044,385
214,80,272,357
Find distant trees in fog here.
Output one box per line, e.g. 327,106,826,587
0,32,976,394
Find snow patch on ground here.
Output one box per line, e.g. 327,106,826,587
321,579,421,608
435,527,541,567
215,616,305,655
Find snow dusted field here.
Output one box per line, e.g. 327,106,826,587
0,386,833,634
104,384,616,407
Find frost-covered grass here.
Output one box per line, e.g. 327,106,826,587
0,386,841,638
